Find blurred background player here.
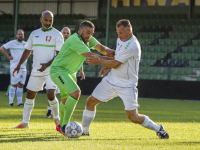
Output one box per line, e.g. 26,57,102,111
0,29,26,106
82,19,169,139
50,21,115,135
45,27,72,118
13,10,64,129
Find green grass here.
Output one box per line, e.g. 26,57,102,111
0,91,199,150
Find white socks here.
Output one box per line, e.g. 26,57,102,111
22,98,35,124
48,98,59,119
9,86,16,104
82,109,96,133
16,87,23,104
141,115,160,132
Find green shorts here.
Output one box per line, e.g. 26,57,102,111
50,66,79,99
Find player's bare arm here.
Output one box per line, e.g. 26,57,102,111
99,67,111,77
37,50,59,72
0,46,13,60
79,65,85,80
13,49,32,77
82,52,111,60
86,55,121,69
94,44,115,58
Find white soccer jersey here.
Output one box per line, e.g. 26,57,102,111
106,36,141,88
3,40,27,70
25,28,64,76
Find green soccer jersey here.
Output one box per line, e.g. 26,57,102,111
51,32,99,74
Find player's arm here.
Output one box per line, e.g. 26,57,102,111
82,52,111,60
13,49,32,77
0,46,13,60
94,43,115,58
79,65,85,80
37,50,59,72
85,55,121,69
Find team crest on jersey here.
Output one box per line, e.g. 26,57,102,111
46,36,52,42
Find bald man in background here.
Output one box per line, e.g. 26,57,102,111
13,10,64,129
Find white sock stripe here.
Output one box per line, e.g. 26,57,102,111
83,109,96,118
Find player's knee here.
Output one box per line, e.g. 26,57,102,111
26,90,37,99
86,96,99,107
69,89,81,100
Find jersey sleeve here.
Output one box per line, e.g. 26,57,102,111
88,36,99,49
2,41,13,50
55,32,64,51
70,37,90,55
115,44,135,63
24,32,33,50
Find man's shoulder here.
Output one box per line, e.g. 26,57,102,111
68,33,81,43
30,28,41,36
52,28,63,37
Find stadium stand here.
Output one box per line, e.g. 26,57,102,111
1,13,200,81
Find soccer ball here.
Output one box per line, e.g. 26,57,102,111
65,121,83,138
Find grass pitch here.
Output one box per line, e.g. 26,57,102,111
0,91,199,150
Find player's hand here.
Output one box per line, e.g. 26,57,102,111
106,49,115,60
86,55,100,65
79,70,85,80
37,63,48,72
12,65,21,77
99,67,111,77
8,56,13,60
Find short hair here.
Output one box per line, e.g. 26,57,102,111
16,29,24,35
116,19,132,31
79,21,95,29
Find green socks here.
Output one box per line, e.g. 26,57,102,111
62,96,78,126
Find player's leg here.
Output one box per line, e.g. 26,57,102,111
16,82,24,106
82,96,101,135
9,85,16,106
119,88,169,139
14,76,45,128
44,102,52,118
50,69,80,135
5,84,10,96
82,78,117,135
16,70,26,106
45,75,60,124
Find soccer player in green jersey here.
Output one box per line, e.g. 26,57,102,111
50,21,115,135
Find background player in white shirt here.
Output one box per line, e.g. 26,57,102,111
82,19,169,139
0,29,26,106
12,10,63,129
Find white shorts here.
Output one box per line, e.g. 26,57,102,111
26,75,57,92
92,78,139,111
10,68,27,85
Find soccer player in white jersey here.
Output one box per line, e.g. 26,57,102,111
0,29,26,106
82,19,169,139
12,10,63,128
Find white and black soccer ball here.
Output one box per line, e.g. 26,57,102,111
65,121,83,138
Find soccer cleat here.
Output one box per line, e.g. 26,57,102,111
18,103,24,106
13,123,29,129
9,103,13,106
56,125,66,136
156,125,169,139
44,110,52,118
82,131,90,136
54,118,60,126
